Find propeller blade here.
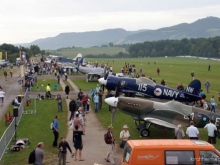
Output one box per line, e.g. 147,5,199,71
115,80,121,98
102,84,105,91
103,67,106,79
104,71,109,80
111,106,116,125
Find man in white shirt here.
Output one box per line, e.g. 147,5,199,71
0,89,5,106
186,121,199,139
14,97,21,106
204,119,217,144
120,125,130,148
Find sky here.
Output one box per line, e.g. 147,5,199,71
0,0,220,44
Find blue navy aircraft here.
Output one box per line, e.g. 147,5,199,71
99,76,202,103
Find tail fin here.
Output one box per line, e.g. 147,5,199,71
185,79,201,95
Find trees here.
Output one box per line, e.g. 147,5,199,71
30,45,41,55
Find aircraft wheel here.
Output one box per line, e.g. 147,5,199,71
140,128,150,137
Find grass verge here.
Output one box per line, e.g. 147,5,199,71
1,99,68,165
71,78,99,91
31,79,62,92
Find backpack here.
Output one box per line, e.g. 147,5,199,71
104,132,108,144
50,120,54,130
69,100,76,111
28,149,36,164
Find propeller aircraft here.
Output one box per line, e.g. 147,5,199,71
105,96,220,137
99,75,202,103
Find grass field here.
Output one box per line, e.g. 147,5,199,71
31,79,62,92
1,99,68,165
85,57,220,101
71,78,99,91
46,47,126,58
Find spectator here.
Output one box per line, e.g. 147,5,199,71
96,84,100,93
65,84,70,99
4,71,7,81
105,126,115,165
10,68,13,77
140,68,142,75
57,75,60,84
69,99,76,121
73,125,85,161
52,115,60,147
186,121,199,139
93,92,99,113
0,88,5,106
46,84,52,98
120,125,130,148
157,68,160,76
174,124,185,139
205,80,210,94
191,71,194,80
210,96,216,113
90,88,95,102
64,72,68,81
161,79,165,86
81,95,88,114
34,142,44,165
14,97,21,106
58,137,74,165
208,64,211,71
204,119,217,145
77,89,83,100
56,93,62,112
99,90,103,109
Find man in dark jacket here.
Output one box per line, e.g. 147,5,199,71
58,137,74,165
105,126,115,165
69,99,76,121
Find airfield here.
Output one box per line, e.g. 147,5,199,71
0,56,220,165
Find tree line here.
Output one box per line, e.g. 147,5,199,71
128,37,220,58
0,44,44,61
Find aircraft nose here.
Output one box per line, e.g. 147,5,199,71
105,97,118,107
98,78,107,85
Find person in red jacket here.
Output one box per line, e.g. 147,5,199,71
157,68,160,76
105,126,115,165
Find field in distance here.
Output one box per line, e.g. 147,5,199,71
46,47,126,58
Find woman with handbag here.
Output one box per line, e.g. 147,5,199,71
119,125,130,148
174,124,185,139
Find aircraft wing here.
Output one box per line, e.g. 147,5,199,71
88,73,103,76
144,117,177,129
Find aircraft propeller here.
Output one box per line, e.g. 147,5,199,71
101,67,109,91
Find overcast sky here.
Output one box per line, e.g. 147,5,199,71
0,0,220,44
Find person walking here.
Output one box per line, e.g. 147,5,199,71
157,68,160,76
34,142,44,165
90,88,95,102
208,64,211,71
52,115,60,147
204,119,217,145
73,125,85,161
191,71,194,80
93,92,99,113
69,99,76,121
4,71,7,81
56,93,62,112
174,124,185,139
120,125,130,148
10,68,13,77
0,88,5,106
105,126,115,165
65,84,70,99
186,121,199,139
210,96,216,113
205,80,210,94
57,74,60,84
99,90,103,109
58,137,74,165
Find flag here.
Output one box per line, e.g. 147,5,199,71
0,52,2,60
22,51,26,61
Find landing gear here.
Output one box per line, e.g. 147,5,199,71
140,128,150,137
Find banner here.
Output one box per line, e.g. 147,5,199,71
0,52,2,60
